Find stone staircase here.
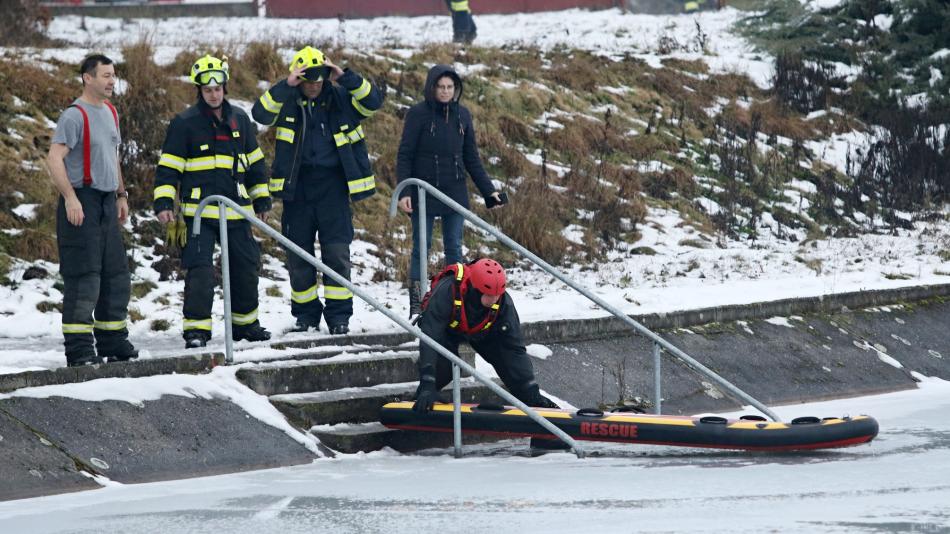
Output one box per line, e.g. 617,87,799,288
234,340,505,453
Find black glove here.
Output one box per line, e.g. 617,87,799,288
517,384,560,409
412,378,439,413
253,196,272,215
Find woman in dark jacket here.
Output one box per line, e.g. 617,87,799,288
396,64,503,316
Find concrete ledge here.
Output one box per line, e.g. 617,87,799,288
0,352,224,394
0,395,316,487
523,283,950,343
0,408,99,501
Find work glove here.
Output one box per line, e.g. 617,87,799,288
253,196,272,215
165,211,188,248
412,377,440,413
517,384,560,409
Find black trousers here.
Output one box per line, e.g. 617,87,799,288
57,188,131,358
281,167,355,328
431,332,541,404
444,0,477,39
181,218,261,337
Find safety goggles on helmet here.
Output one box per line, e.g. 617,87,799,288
190,54,229,86
195,70,227,86
301,65,330,82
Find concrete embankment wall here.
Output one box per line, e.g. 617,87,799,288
1,283,948,501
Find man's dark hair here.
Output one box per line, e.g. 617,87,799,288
79,54,113,83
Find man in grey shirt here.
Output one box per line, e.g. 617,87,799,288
47,54,138,367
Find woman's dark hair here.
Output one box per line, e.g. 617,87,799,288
79,54,113,83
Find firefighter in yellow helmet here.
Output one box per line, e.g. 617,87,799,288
154,54,273,348
252,46,383,335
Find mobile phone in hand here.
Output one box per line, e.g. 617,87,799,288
486,192,509,208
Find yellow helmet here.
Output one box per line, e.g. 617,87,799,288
190,54,229,86
290,46,329,82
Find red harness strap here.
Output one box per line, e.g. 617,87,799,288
69,101,119,186
445,264,501,335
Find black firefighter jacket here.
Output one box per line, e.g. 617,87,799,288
251,69,383,203
397,64,495,215
153,99,270,221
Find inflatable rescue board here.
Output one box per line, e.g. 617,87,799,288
380,402,879,451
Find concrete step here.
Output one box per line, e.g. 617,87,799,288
310,421,506,454
235,351,476,396
270,379,504,428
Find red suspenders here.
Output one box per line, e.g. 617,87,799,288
69,101,119,186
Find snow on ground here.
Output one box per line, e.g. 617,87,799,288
30,7,773,87
2,377,950,533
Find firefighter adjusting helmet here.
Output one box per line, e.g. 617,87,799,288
291,46,330,82
190,54,229,86
469,259,507,296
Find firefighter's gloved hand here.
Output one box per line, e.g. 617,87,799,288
165,212,188,248
518,384,560,409
253,197,272,215
412,378,439,413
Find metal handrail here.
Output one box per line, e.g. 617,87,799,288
192,195,585,458
390,178,782,423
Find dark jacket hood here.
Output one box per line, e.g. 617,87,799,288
424,64,463,105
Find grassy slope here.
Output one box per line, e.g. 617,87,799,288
0,31,930,325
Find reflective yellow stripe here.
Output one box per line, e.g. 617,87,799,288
185,154,235,172
259,90,282,114
347,175,375,195
154,184,177,201
158,153,186,172
184,318,212,331
333,132,348,147
450,0,470,11
62,323,94,334
276,127,295,143
324,285,353,300
182,203,248,220
232,308,258,326
246,147,264,165
449,320,459,328
94,319,127,331
346,125,365,143
237,184,249,199
237,153,249,172
350,79,371,100
249,183,269,200
456,263,464,281
684,1,699,11
351,97,376,118
268,178,285,192
292,284,319,304
190,187,201,200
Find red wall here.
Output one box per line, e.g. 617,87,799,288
267,0,618,19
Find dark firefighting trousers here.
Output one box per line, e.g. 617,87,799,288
444,0,477,41
56,188,131,360
181,218,262,338
430,332,544,405
282,166,354,329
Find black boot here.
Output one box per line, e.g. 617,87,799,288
98,338,139,363
66,346,103,368
184,331,210,349
408,280,423,318
289,315,321,333
233,323,271,342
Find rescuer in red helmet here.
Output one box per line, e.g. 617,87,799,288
412,258,560,414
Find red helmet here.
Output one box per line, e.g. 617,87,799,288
468,258,507,296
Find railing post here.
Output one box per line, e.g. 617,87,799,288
418,187,428,292
653,342,661,415
452,363,462,458
218,203,234,364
